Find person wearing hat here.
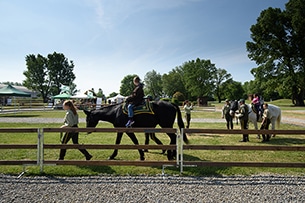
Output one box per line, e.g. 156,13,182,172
260,103,272,142
222,99,233,129
236,99,249,142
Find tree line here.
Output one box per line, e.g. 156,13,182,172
118,60,244,103
20,0,304,105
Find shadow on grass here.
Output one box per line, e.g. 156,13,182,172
191,133,222,138
262,137,305,145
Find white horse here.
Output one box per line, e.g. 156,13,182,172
247,104,281,138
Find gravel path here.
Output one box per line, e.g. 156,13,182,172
1,174,305,202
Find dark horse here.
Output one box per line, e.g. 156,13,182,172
230,100,239,125
84,101,189,160
144,133,165,154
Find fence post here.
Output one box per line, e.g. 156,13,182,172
176,128,180,167
37,128,44,173
180,128,184,174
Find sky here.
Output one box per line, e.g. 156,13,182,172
0,0,288,96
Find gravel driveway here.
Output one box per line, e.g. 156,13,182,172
1,174,305,202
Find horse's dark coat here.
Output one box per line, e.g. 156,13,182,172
84,101,188,160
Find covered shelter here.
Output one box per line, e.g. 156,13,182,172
52,93,71,99
70,92,97,110
108,94,126,104
0,84,31,111
51,93,72,109
70,93,96,99
0,84,31,98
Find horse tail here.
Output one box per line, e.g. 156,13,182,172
171,103,189,144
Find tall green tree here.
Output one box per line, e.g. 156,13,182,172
162,68,187,98
48,52,76,96
181,58,217,98
222,80,245,101
69,83,78,96
108,92,118,98
246,0,305,106
119,74,138,96
143,70,163,99
23,54,50,102
23,53,76,102
214,68,232,103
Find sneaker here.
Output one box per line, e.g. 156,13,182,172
125,120,135,127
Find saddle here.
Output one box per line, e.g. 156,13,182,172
122,100,154,115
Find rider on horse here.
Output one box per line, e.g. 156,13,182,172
125,76,145,127
251,93,263,121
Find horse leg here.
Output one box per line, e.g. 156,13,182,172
150,133,165,154
235,115,238,125
166,133,176,160
254,120,260,139
109,132,123,160
127,132,145,161
271,119,276,137
144,133,150,152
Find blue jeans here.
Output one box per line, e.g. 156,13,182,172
128,104,134,118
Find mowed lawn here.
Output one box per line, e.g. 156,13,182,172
0,100,305,176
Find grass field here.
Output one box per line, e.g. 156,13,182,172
0,99,305,176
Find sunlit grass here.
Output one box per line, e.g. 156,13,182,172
0,101,304,176
1,118,305,176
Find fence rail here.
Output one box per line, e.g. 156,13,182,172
0,127,304,174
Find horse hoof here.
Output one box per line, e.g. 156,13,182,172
108,156,115,160
140,157,145,161
161,150,166,154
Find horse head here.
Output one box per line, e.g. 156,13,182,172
229,100,239,116
84,110,99,131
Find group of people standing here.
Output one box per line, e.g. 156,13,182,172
222,98,272,142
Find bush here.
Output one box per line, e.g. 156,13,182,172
173,92,185,101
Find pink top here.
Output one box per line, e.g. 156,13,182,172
252,97,259,104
